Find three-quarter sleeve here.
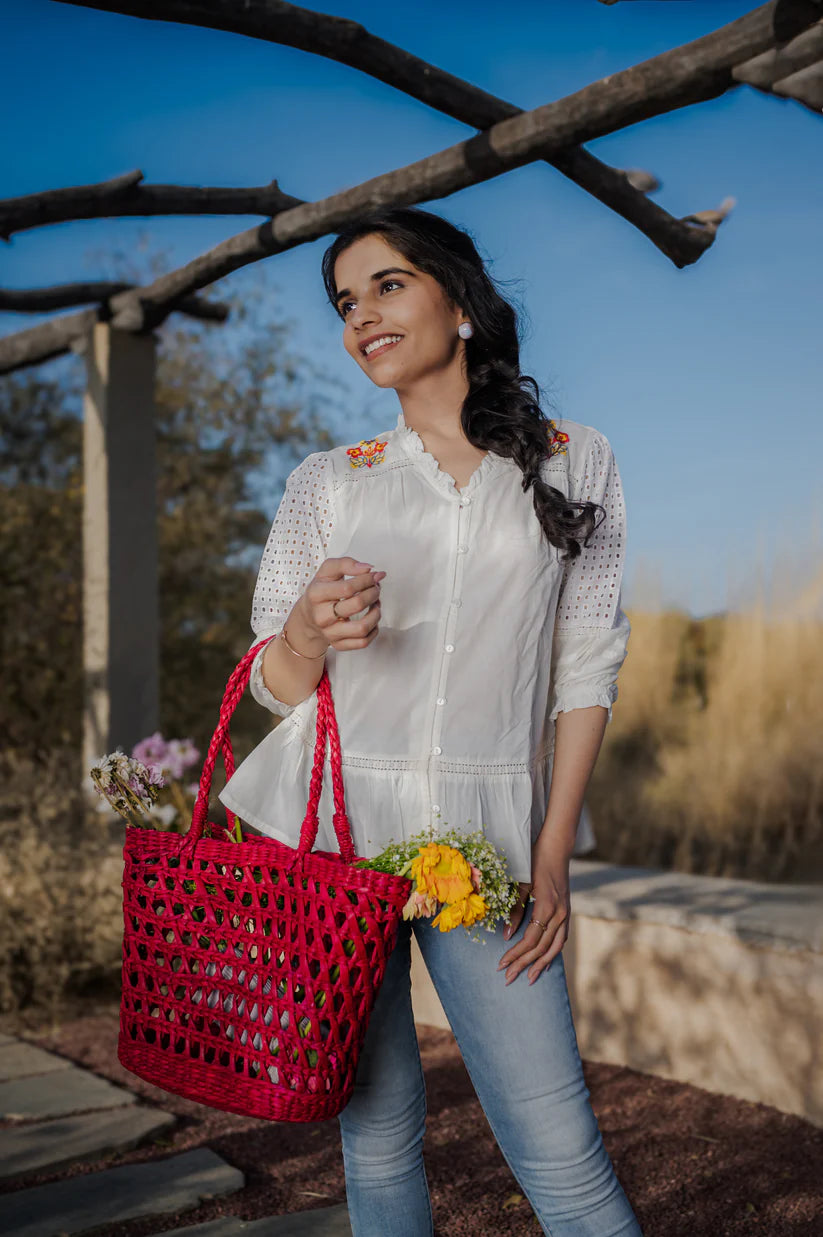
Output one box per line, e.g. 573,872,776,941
548,428,630,724
247,452,334,717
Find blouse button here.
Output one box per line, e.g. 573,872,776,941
451,599,461,608
436,697,446,706
457,544,468,553
461,496,472,505
444,643,455,653
431,745,442,755
431,803,440,812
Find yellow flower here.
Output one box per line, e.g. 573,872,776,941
460,893,488,927
432,892,489,933
432,900,467,932
410,843,475,905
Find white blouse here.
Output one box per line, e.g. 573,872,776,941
218,409,631,883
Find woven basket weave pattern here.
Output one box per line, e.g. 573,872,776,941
118,638,412,1122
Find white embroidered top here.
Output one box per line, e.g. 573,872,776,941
218,409,631,882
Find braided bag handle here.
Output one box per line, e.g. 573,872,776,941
179,635,356,864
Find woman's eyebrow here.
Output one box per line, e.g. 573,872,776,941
335,267,416,307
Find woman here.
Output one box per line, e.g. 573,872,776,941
219,207,642,1236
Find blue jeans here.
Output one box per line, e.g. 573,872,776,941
337,909,643,1236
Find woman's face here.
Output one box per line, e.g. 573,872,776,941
334,233,467,393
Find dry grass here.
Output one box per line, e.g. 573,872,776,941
592,566,823,881
0,748,124,1021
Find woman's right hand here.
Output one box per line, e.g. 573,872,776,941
297,556,386,653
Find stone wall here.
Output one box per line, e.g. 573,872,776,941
410,859,823,1127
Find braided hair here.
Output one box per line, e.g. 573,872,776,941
321,206,604,562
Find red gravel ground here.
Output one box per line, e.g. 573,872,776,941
2,1002,822,1236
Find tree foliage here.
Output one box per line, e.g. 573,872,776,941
0,368,84,752
0,261,343,762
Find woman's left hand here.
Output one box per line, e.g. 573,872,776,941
497,843,571,985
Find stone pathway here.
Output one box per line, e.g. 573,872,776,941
150,1209,353,1236
0,1033,352,1236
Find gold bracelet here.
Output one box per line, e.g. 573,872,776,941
280,625,328,661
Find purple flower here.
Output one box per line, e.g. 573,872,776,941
131,733,199,782
132,732,169,774
165,738,200,780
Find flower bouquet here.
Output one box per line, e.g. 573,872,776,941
356,826,521,944
90,734,246,921
90,732,234,839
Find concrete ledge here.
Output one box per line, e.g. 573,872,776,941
410,859,823,1127
567,859,822,953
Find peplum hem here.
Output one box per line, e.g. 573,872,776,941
217,715,555,883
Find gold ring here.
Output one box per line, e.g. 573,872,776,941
531,916,549,933
332,598,349,621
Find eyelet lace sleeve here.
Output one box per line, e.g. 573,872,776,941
548,428,630,724
247,452,334,717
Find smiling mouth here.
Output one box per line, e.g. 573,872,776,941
362,337,403,361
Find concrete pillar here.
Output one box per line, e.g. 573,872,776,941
82,323,159,775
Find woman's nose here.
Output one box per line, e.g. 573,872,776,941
350,299,380,330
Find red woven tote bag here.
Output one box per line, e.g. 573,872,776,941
118,636,413,1122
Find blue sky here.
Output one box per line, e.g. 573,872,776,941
2,1,821,617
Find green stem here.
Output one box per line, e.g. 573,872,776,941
233,813,243,844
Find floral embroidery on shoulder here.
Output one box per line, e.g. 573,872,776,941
546,419,570,458
346,436,389,469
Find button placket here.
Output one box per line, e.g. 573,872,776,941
426,498,472,822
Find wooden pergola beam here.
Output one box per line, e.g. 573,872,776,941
3,1,819,373
733,17,823,109
0,288,229,374
0,281,229,319
40,1,800,341
51,0,752,266
1,307,113,373
0,172,304,240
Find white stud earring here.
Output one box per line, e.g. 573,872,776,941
458,321,474,340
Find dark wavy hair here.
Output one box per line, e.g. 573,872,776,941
321,205,604,562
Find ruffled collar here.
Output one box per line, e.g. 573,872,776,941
394,409,501,500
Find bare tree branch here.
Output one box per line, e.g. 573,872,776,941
680,196,737,237
0,171,305,240
3,0,815,370
0,308,106,374
0,288,230,373
53,0,735,265
771,60,823,108
0,170,142,239
94,1,791,332
733,17,823,110
0,282,229,320
732,17,823,86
